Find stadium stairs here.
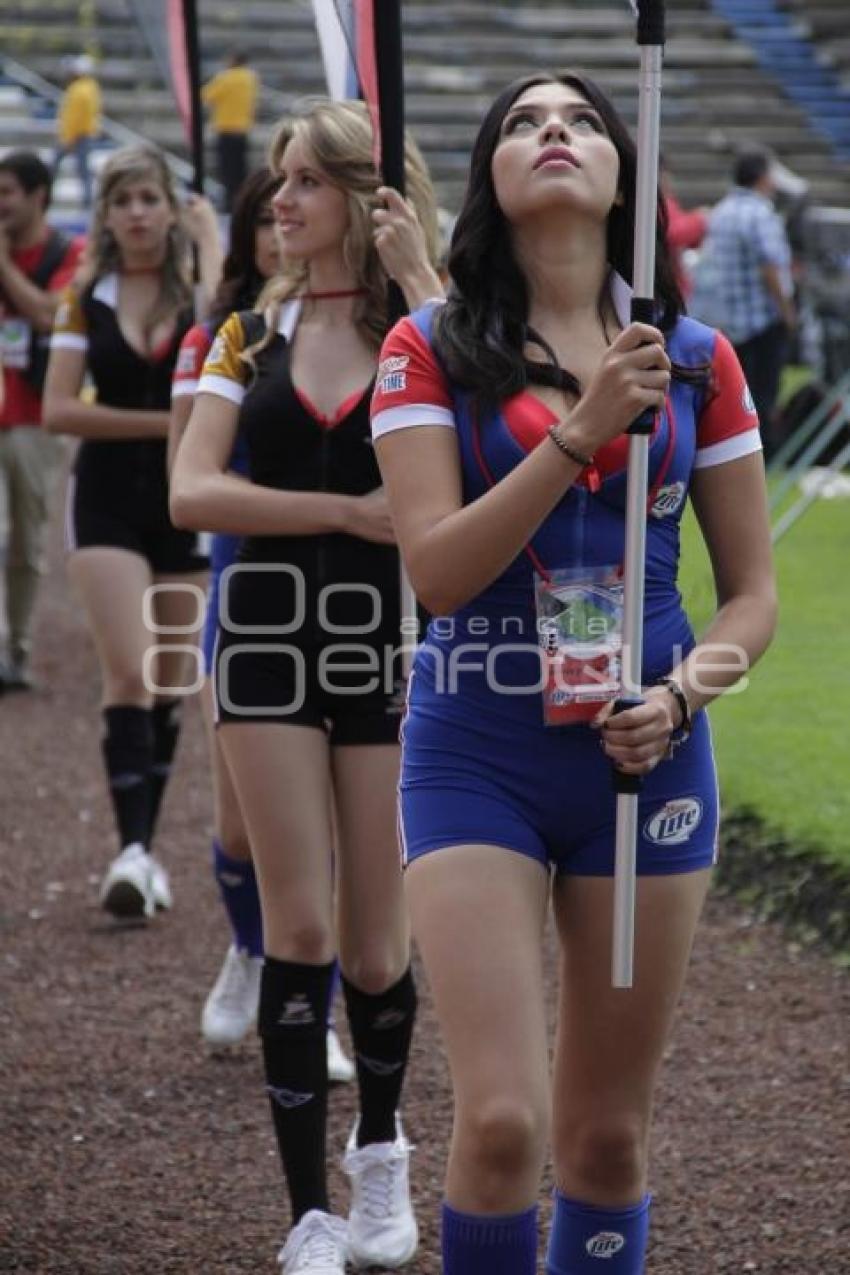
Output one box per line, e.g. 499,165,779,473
711,0,850,162
1,0,849,227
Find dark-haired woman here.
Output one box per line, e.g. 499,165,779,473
169,167,353,1082
372,73,777,1274
43,144,222,920
170,101,442,1272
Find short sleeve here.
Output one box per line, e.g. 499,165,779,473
48,238,85,294
197,312,250,407
50,285,88,353
172,323,213,399
694,330,762,469
371,313,456,440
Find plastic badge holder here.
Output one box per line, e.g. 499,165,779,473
535,564,624,725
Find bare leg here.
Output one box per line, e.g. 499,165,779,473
405,845,551,1213
551,869,712,1205
68,547,153,706
200,680,251,861
332,742,407,991
218,722,335,958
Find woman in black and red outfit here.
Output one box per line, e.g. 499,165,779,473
43,143,221,920
170,100,441,1274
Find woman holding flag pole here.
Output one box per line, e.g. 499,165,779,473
371,52,776,1275
170,98,441,1272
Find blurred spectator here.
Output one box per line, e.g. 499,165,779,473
202,52,258,212
0,151,84,691
694,147,795,456
661,157,708,298
54,54,101,211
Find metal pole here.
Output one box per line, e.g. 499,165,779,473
766,368,850,479
771,436,850,544
769,392,850,512
372,1,420,676
612,0,665,989
182,0,205,195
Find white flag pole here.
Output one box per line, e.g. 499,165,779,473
612,0,666,989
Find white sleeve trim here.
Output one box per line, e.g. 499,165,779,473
171,379,199,399
50,333,88,352
196,373,246,406
372,403,456,439
693,427,762,469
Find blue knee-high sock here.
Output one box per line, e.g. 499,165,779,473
211,840,263,957
546,1192,651,1275
442,1202,538,1275
328,959,340,1027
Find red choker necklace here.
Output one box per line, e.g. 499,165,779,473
298,287,366,301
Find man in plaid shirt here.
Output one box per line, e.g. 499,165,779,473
699,148,795,456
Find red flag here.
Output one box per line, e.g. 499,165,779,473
354,0,381,169
166,0,192,142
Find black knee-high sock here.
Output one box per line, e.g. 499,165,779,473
343,966,417,1147
259,958,334,1223
148,699,182,842
101,705,154,851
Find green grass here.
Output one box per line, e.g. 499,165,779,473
678,495,850,869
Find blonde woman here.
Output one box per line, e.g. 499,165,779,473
171,100,441,1273
43,144,221,919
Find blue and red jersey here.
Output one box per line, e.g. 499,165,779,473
371,288,760,689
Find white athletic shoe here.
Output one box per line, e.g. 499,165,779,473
277,1209,348,1274
201,945,263,1046
99,843,155,919
149,856,172,911
326,1027,355,1083
343,1116,418,1269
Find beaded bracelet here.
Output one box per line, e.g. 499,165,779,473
547,424,593,469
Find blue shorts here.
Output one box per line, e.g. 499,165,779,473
399,662,719,877
202,532,242,675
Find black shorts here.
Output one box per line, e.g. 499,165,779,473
66,472,208,575
213,629,404,745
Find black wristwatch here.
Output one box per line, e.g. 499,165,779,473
656,676,692,758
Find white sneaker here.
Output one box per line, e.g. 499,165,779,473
201,945,263,1046
343,1116,418,1269
149,856,172,911
327,1027,355,1084
99,843,155,919
277,1209,348,1273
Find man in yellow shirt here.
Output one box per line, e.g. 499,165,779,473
54,54,101,210
202,52,258,212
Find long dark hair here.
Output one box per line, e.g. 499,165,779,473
208,167,282,328
435,72,692,407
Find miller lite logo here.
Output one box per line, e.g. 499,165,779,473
645,797,703,846
742,383,756,414
650,481,686,518
586,1231,626,1258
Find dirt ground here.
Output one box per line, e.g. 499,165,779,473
1,522,848,1275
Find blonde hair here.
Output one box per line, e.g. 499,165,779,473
251,98,439,358
81,144,193,349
